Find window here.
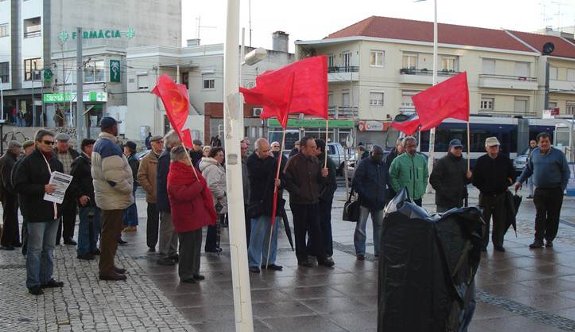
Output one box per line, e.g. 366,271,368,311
342,91,350,107
369,92,384,106
327,54,335,68
203,78,215,89
401,90,417,110
342,51,351,70
137,74,148,90
480,97,494,111
23,17,41,38
370,50,384,67
441,56,457,72
567,69,575,82
514,97,529,114
549,66,558,80
0,23,8,38
0,62,8,83
402,54,417,69
24,58,42,81
84,60,105,83
515,62,529,77
566,102,575,115
482,59,495,74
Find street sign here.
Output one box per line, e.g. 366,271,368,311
110,60,121,82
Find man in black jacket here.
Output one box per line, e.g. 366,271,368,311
13,129,65,295
70,139,100,260
352,145,389,260
315,139,337,263
430,139,472,212
472,137,515,252
53,133,80,245
0,141,22,250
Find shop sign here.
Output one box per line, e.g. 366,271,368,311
58,28,135,43
43,91,107,103
267,118,354,128
358,120,391,132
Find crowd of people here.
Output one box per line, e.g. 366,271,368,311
0,115,571,297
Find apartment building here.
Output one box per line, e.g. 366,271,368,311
295,16,575,144
0,0,181,133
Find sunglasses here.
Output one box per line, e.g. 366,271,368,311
42,140,55,145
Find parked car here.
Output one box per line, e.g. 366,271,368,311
326,142,354,175
513,147,530,176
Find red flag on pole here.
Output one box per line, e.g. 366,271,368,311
151,74,193,148
413,72,470,131
240,55,328,128
391,113,420,136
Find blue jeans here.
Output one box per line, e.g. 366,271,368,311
77,206,101,256
123,191,138,226
26,219,59,288
248,215,279,268
354,206,383,256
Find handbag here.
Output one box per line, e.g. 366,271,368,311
342,190,360,222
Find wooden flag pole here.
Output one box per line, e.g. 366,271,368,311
265,128,286,267
466,120,470,171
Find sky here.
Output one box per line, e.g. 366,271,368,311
182,0,575,52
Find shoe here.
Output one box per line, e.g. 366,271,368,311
529,241,544,249
193,274,205,281
168,254,179,263
249,266,261,273
92,249,101,255
545,241,553,248
123,226,137,232
494,246,506,252
41,279,64,288
318,258,335,267
64,239,77,245
148,247,156,253
118,239,128,245
157,257,177,266
297,259,314,267
28,286,44,295
0,245,15,251
261,264,283,271
99,272,127,281
527,195,533,199
205,247,223,253
13,242,22,248
356,254,365,261
77,253,95,260
181,278,196,284
114,267,127,274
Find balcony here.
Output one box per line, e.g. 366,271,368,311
549,79,575,94
398,68,459,85
328,105,358,119
478,74,537,90
328,66,359,82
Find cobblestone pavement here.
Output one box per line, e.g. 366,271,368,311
1,185,575,331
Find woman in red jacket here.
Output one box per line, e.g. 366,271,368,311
167,146,217,283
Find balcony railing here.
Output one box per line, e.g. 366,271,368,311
399,68,460,76
328,66,359,73
328,105,358,119
478,74,537,82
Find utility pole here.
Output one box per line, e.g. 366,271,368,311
76,27,84,142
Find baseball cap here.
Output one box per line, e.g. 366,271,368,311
150,135,163,143
449,139,463,148
99,116,119,129
485,137,500,147
193,139,203,146
55,133,70,142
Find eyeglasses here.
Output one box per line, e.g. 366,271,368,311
42,140,55,145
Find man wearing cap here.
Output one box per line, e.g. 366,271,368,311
472,137,515,252
53,132,80,245
92,117,133,280
514,132,570,249
190,139,203,166
0,141,23,250
430,139,472,212
12,140,35,255
137,135,163,252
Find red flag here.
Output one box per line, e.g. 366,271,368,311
391,114,420,136
151,74,193,148
413,72,469,131
240,56,328,128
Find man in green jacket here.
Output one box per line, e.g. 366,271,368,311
389,136,428,206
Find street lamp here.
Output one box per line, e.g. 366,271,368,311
542,42,555,111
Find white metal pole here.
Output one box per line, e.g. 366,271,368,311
224,1,254,331
0,77,4,121
426,0,438,192
76,27,84,142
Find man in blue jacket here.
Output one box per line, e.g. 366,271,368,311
515,132,571,249
352,145,389,260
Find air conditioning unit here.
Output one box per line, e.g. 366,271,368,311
252,108,263,117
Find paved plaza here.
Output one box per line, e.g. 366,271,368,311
1,183,575,331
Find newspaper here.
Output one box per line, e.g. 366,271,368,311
43,171,73,204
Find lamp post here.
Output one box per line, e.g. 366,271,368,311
542,42,555,111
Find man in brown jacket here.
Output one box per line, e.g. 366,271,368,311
137,135,163,252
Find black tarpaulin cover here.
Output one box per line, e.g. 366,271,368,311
378,188,483,332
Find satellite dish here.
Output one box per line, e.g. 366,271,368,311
542,42,555,55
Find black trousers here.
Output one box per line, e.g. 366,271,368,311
317,198,333,256
1,194,20,246
178,229,202,280
290,202,326,262
205,214,223,251
479,192,507,248
533,187,564,243
146,203,160,249
57,199,77,242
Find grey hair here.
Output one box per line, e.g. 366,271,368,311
163,130,181,149
170,146,187,162
254,137,269,151
8,140,22,152
402,136,417,148
34,129,55,142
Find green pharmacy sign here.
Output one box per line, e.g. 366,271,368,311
58,28,135,43
267,118,355,128
109,60,121,82
43,91,108,103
